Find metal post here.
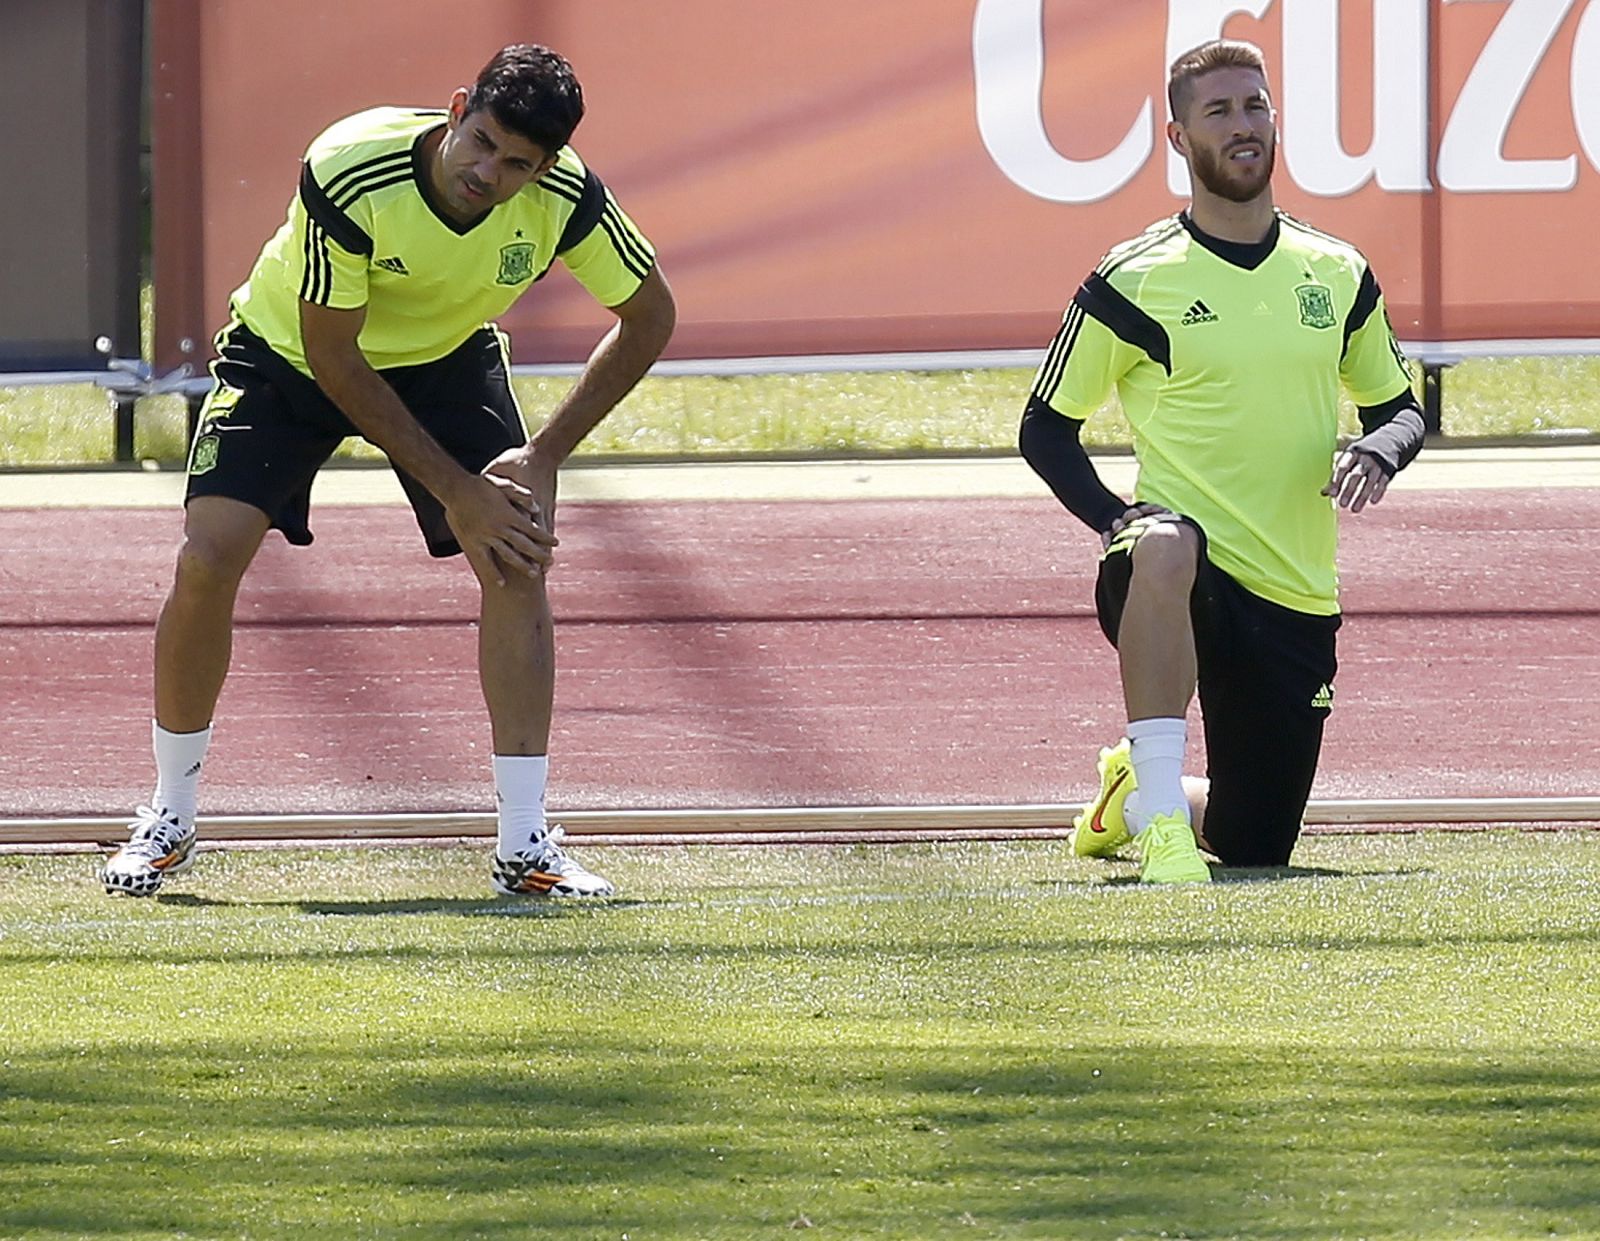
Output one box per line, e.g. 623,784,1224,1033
1422,363,1445,438
114,390,137,462
186,392,206,448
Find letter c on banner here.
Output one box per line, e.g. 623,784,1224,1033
973,0,1153,203
1574,0,1600,173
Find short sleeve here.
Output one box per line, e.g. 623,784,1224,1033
1339,265,1413,406
558,186,656,308
1032,276,1158,419
294,161,372,310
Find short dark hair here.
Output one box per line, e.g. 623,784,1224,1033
1167,39,1269,122
464,44,585,154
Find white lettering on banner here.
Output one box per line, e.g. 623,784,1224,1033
1163,0,1274,195
1438,0,1577,192
972,0,1153,203
1281,0,1430,194
1575,0,1600,170
973,0,1597,201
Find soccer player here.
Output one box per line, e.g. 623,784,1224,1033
1019,39,1424,883
101,44,675,898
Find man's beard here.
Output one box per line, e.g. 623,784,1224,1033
1190,137,1276,203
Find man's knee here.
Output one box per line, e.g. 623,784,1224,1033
173,501,268,591
1128,519,1201,592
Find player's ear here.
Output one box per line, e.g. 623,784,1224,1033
1166,120,1188,158
447,87,470,128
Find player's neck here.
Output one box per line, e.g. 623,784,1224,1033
1185,190,1275,245
418,128,452,210
418,127,482,228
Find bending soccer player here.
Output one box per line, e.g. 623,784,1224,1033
1020,40,1424,883
102,44,675,898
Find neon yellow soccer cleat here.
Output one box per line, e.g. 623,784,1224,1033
1137,812,1211,884
1072,740,1135,858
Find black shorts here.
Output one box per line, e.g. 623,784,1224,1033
1096,517,1340,867
184,321,527,557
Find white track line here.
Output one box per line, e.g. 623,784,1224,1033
2,798,1597,852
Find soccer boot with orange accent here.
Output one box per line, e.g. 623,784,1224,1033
492,827,615,897
1136,812,1212,884
100,805,197,897
1072,739,1136,858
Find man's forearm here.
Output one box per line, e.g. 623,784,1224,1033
1352,394,1427,476
531,273,675,463
1019,396,1127,534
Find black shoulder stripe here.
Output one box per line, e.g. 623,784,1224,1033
299,163,374,258
542,164,588,197
332,161,414,210
1097,218,1185,279
299,221,316,302
598,211,651,279
1278,210,1349,250
599,194,653,275
541,178,582,206
322,150,411,201
554,167,607,254
1341,266,1381,358
299,220,332,304
1031,303,1086,403
1076,273,1171,374
335,169,413,210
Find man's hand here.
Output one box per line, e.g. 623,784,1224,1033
443,469,557,587
1323,448,1391,514
1103,503,1178,550
484,444,559,533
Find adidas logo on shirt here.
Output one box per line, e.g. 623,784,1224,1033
1181,299,1219,325
375,256,410,275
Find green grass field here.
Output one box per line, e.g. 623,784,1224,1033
4,831,1598,1240
2,353,1597,467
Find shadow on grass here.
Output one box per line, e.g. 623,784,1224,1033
1093,863,1425,887
154,893,649,916
3,1035,1599,1239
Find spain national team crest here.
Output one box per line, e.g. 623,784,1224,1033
497,242,536,286
190,430,220,475
1296,284,1337,329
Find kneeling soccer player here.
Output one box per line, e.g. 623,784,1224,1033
1019,40,1424,881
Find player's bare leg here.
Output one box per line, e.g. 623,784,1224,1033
1118,519,1200,723
1114,519,1210,881
156,496,272,731
470,553,613,896
473,560,555,757
104,496,269,896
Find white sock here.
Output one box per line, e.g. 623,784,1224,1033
1126,717,1187,834
494,754,550,857
151,721,211,827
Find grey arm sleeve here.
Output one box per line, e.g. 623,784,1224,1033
1352,392,1427,477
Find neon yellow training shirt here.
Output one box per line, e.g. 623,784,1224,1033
230,107,655,374
1032,211,1413,615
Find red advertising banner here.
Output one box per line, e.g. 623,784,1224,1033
152,0,1600,372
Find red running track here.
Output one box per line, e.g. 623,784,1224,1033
1,490,1597,818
